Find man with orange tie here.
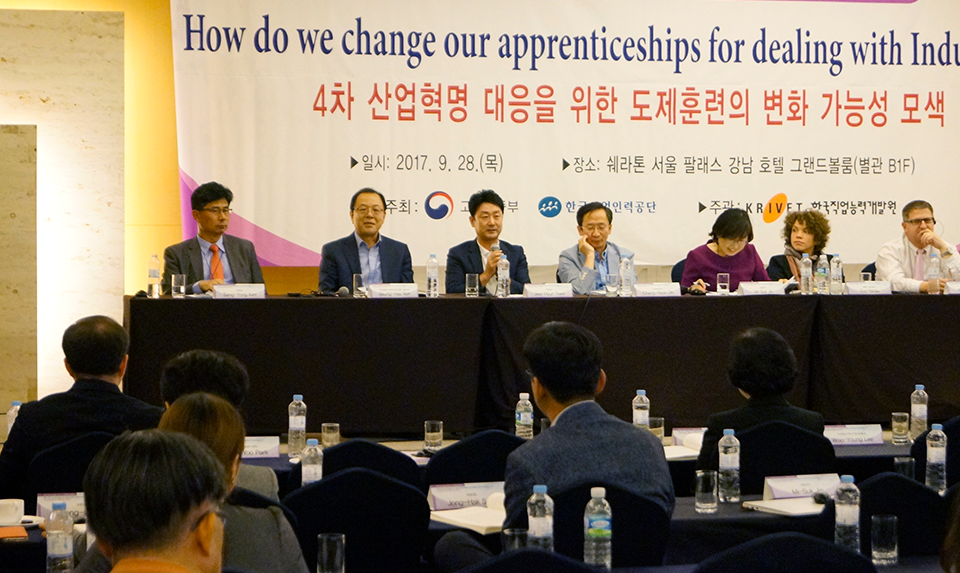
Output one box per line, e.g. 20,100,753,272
163,182,264,294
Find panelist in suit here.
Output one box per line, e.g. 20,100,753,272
445,189,531,295
163,181,264,294
696,327,824,471
876,199,960,293
318,188,413,294
558,202,636,294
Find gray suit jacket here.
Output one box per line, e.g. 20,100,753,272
237,463,280,501
558,242,635,295
503,400,675,526
162,234,264,294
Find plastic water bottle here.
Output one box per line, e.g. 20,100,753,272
718,429,740,503
584,487,612,568
815,255,831,295
926,251,941,295
147,254,161,298
301,438,323,486
426,254,439,298
926,423,947,495
527,484,554,551
800,253,813,295
632,390,650,429
497,253,510,298
830,254,844,294
834,475,860,553
515,393,534,439
6,401,21,436
288,394,306,459
618,258,634,297
910,385,928,442
46,502,74,572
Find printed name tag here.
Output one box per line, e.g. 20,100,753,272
763,473,841,500
671,427,707,446
37,493,85,520
213,284,266,299
845,281,892,295
368,283,419,298
635,283,681,297
428,482,505,511
944,281,960,294
243,436,281,458
737,282,785,296
523,284,573,298
823,424,883,446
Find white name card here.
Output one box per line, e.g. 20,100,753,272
635,283,681,297
823,424,883,446
37,492,85,520
368,283,419,298
945,281,960,294
213,284,266,299
523,283,573,298
763,473,841,500
845,281,892,295
428,481,504,511
243,436,281,458
737,282,785,296
671,427,707,447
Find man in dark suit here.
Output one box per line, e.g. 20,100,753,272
163,181,264,294
696,327,824,471
445,190,530,295
0,316,163,501
318,188,413,294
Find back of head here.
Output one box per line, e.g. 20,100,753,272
523,321,602,403
159,350,249,408
710,208,753,243
727,328,798,398
62,315,128,377
84,429,226,556
159,392,245,474
190,182,233,211
468,189,504,216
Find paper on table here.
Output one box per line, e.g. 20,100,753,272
681,431,705,452
664,445,700,460
742,497,825,517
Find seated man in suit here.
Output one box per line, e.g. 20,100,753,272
318,187,413,294
445,190,531,295
0,316,163,501
558,202,636,294
696,327,824,471
163,181,264,294
877,199,960,293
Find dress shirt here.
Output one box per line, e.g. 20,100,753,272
479,241,498,296
195,235,235,294
355,232,383,285
877,234,960,292
594,250,610,290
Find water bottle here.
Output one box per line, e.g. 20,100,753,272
618,258,634,297
829,254,844,294
834,475,860,553
497,253,510,298
718,429,740,503
46,502,74,572
910,385,928,442
288,394,306,459
926,423,947,495
515,393,534,439
815,255,831,295
632,390,650,429
800,254,813,295
6,400,21,436
147,254,161,298
426,254,440,298
301,438,323,486
926,251,941,295
527,484,554,551
584,487,612,569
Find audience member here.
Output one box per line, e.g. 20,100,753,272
942,487,960,573
876,199,960,292
557,202,636,294
767,210,832,281
682,208,769,293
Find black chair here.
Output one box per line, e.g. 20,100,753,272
671,259,686,282
910,415,960,488
461,548,594,573
693,532,877,573
737,421,837,495
423,430,526,491
25,431,115,514
282,468,430,573
861,262,877,279
287,439,422,493
858,471,949,556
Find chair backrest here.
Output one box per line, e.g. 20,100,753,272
282,468,430,573
858,471,949,556
693,532,877,573
861,262,877,278
547,482,670,567
461,548,595,573
910,415,960,489
671,259,686,283
737,421,837,495
424,429,526,490
287,439,422,493
25,431,115,514
228,486,298,530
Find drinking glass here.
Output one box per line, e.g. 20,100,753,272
465,274,479,297
317,533,345,573
695,470,718,513
871,514,898,566
171,274,187,298
424,420,443,453
893,456,915,480
352,274,366,298
891,412,909,445
605,274,619,297
649,417,665,442
717,273,730,295
321,423,340,448
501,528,527,552
860,272,873,282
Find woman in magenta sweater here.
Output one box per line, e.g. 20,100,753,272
682,208,770,293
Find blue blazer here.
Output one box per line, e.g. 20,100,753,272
318,234,413,293
445,239,531,294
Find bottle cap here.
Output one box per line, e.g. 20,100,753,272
52,502,66,510
637,390,646,396
802,253,809,258
591,487,605,498
11,401,21,406
519,393,529,400
915,385,924,390
533,484,547,494
723,429,735,436
293,394,303,401
306,438,319,446
932,424,943,431
430,254,436,257
834,254,840,257
840,475,854,483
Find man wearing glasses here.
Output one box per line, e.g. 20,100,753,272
558,202,636,294
318,187,414,294
877,199,960,292
163,181,264,294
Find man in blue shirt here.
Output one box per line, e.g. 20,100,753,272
557,202,635,294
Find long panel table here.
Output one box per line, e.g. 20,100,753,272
123,294,960,436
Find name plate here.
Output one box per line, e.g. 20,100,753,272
243,436,280,458
763,473,841,500
823,424,883,446
428,481,504,511
945,281,960,294
671,427,706,447
213,284,266,299
37,492,85,520
368,283,419,298
737,282,785,296
523,283,573,298
845,281,892,295
635,283,681,297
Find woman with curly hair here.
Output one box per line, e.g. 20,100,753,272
767,209,832,281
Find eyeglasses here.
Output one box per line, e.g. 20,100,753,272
201,207,232,216
905,217,936,226
354,206,385,216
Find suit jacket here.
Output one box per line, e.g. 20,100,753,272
445,239,531,295
162,234,264,294
696,394,825,471
237,463,280,501
503,401,675,526
0,379,162,500
318,233,413,293
558,242,635,295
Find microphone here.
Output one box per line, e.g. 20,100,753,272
337,286,350,297
491,243,500,252
317,286,352,297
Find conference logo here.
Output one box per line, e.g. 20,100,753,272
538,196,562,218
763,193,788,224
425,191,454,220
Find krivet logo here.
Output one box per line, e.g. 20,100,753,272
538,196,562,218
425,191,454,220
763,193,788,223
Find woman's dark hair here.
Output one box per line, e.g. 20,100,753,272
727,328,798,398
709,208,754,243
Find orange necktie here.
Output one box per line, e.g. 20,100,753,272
210,244,224,281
